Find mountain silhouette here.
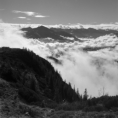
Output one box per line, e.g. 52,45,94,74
22,26,79,42
51,27,118,38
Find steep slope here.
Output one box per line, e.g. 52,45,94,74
0,47,80,106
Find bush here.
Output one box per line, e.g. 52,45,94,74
18,87,42,103
111,107,118,112
45,102,58,109
56,102,86,111
83,104,106,112
19,103,41,118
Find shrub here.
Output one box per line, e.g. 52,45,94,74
19,103,41,118
56,102,86,111
83,104,106,112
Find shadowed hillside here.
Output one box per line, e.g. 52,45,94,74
0,47,80,105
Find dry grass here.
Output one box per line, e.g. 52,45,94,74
48,111,118,118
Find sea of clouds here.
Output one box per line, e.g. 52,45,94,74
0,23,118,97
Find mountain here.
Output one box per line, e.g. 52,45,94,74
21,25,118,40
51,28,118,38
21,26,80,42
0,47,80,106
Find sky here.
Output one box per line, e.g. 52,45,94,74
0,0,118,25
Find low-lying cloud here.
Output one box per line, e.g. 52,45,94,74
0,24,118,97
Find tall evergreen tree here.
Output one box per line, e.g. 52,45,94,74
83,88,88,101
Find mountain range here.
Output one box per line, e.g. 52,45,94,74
21,26,80,42
21,25,118,42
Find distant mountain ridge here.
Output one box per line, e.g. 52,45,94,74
51,28,118,39
21,25,118,40
21,26,80,42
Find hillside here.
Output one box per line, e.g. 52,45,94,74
0,47,80,105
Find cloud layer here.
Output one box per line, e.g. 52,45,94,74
46,23,118,30
0,24,118,97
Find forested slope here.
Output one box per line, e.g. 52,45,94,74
0,47,80,106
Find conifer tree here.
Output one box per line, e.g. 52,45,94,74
83,88,88,101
